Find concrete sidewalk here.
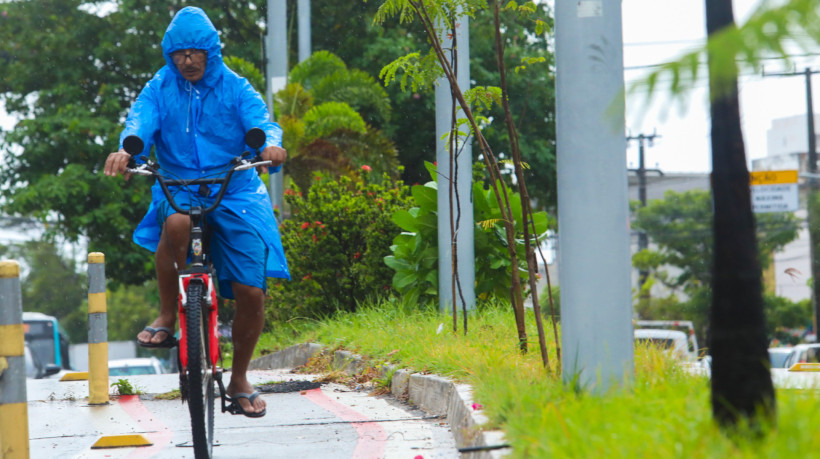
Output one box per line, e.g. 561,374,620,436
24,343,507,458
249,343,509,458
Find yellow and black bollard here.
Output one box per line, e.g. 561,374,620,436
87,252,109,405
0,260,29,458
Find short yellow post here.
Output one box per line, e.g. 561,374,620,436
0,260,29,458
87,253,109,405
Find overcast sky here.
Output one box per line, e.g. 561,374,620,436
622,0,820,173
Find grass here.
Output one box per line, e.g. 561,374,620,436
254,299,820,458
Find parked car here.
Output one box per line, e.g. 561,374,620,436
634,328,696,361
782,343,820,369
768,347,796,369
25,342,61,379
108,357,166,376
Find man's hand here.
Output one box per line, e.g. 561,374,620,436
104,150,133,180
258,145,287,174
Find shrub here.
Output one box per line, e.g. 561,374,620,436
384,162,552,306
265,169,412,324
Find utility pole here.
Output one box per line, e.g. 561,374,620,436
297,0,311,63
435,13,475,316
763,67,820,337
627,131,662,295
265,0,287,220
555,0,633,392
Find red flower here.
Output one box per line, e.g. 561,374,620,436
353,252,361,259
314,221,322,226
314,175,322,181
301,222,310,230
361,165,372,172
302,274,312,281
311,234,317,242
284,188,295,196
471,403,483,411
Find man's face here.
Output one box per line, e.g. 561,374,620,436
171,48,207,83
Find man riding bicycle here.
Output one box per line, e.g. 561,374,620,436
104,6,289,418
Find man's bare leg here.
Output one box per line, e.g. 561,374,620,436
137,214,190,345
226,282,267,414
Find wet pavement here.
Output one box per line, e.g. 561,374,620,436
26,369,459,458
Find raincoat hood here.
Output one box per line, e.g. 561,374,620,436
161,7,223,87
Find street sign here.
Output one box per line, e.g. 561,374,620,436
750,170,799,213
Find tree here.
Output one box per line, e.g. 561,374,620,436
372,0,557,367
632,189,800,342
706,0,775,430
275,51,400,193
312,0,557,209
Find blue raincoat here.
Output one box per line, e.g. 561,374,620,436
119,7,290,290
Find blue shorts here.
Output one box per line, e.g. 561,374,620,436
157,199,267,300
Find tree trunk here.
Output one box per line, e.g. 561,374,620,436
705,0,776,430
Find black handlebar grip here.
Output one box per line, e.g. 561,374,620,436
245,128,266,150
122,135,145,156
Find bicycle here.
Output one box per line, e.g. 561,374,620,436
123,128,270,458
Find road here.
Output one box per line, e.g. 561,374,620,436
26,369,459,458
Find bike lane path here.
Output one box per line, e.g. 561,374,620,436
26,369,458,458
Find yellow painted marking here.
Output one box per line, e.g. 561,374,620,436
91,434,152,449
750,169,798,186
0,356,6,377
788,362,820,372
59,371,89,381
0,260,19,278
0,325,24,356
0,402,30,458
88,252,105,264
88,292,107,313
88,342,109,405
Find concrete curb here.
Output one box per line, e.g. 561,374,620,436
250,344,509,458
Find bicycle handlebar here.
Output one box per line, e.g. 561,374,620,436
122,128,270,216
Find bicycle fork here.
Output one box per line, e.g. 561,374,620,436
178,274,221,400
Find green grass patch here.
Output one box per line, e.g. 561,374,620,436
154,388,181,400
257,300,820,457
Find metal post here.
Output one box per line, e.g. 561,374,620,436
298,0,311,63
805,68,820,338
627,132,661,294
0,260,29,458
555,0,633,391
435,13,475,314
266,0,288,219
87,253,109,405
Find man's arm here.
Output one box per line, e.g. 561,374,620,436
106,73,163,179
236,78,286,173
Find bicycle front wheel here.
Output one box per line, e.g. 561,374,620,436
185,281,215,458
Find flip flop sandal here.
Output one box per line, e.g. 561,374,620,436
137,326,178,349
224,391,267,418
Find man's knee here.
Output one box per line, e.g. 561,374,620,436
162,214,191,246
232,283,264,304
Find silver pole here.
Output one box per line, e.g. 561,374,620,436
298,0,311,63
435,14,475,314
266,0,288,218
555,0,633,391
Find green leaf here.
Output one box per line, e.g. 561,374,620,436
412,184,438,212
391,209,420,232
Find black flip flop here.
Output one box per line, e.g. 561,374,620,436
137,326,178,349
224,391,266,418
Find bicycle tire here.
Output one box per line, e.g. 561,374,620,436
185,281,215,458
